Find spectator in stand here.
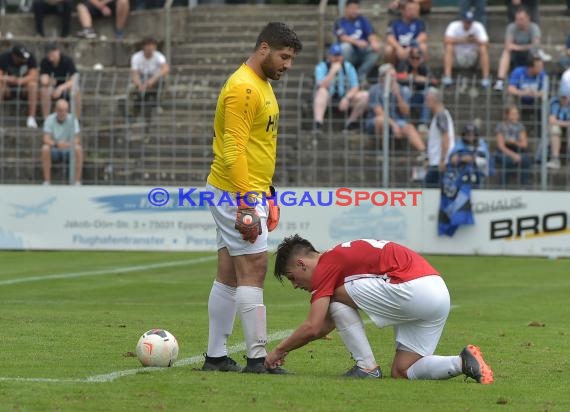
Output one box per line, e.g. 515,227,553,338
128,36,170,118
76,0,129,39
366,63,425,155
40,43,81,121
494,7,542,92
449,123,491,186
546,88,570,170
559,33,570,71
313,44,369,133
442,10,491,88
458,0,486,27
41,99,83,186
385,0,427,66
395,46,435,128
0,45,39,129
507,52,545,101
333,0,381,82
32,0,73,38
424,87,455,188
495,105,531,186
131,0,165,10
505,0,538,23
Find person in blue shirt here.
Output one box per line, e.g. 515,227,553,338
334,0,381,82
366,63,425,155
385,0,427,66
507,53,545,107
546,88,570,169
313,43,369,133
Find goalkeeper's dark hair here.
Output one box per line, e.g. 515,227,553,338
274,234,318,284
255,22,303,53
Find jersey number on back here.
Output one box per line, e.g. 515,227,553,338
340,239,390,249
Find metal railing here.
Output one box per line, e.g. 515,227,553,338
1,70,569,190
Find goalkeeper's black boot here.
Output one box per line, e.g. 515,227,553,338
241,356,288,374
460,345,494,384
201,354,242,372
342,365,382,379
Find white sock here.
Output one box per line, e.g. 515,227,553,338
406,355,462,380
236,286,267,359
329,302,377,370
206,281,237,358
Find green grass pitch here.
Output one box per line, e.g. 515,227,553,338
0,250,568,411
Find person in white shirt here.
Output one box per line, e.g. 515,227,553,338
128,36,170,117
442,10,490,88
424,87,455,188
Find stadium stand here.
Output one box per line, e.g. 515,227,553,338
0,2,569,189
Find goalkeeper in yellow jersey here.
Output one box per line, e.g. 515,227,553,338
202,22,302,374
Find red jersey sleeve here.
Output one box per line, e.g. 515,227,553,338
309,263,342,303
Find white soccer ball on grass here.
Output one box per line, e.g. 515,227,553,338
136,329,179,367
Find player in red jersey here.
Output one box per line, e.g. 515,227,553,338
264,235,493,383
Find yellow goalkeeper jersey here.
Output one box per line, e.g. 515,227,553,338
207,63,279,195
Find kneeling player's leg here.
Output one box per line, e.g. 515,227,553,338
329,302,377,370
392,275,461,380
398,348,462,380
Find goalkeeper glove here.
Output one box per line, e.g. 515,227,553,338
266,186,280,232
235,194,262,243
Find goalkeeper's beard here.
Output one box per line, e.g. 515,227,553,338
261,52,285,81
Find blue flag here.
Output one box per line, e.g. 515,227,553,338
438,166,476,237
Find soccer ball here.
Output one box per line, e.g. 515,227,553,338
135,329,179,367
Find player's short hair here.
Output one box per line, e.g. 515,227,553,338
274,234,318,284
254,22,303,53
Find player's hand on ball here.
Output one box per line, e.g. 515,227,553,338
235,206,262,243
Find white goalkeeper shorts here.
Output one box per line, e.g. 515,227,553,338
344,275,450,357
206,183,268,257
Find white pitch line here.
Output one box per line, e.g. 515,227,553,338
0,255,217,287
0,328,294,384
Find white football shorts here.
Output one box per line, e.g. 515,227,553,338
206,183,268,256
344,275,450,357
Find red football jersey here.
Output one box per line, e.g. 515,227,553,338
310,239,440,303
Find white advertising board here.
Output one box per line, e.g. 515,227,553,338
0,185,568,257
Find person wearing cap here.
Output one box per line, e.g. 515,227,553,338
0,45,39,129
458,0,486,27
449,123,490,183
313,43,369,133
76,0,130,39
32,0,73,38
333,0,381,82
40,43,81,120
41,98,83,186
546,88,570,169
494,7,542,92
442,10,490,88
366,63,425,155
385,0,427,66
